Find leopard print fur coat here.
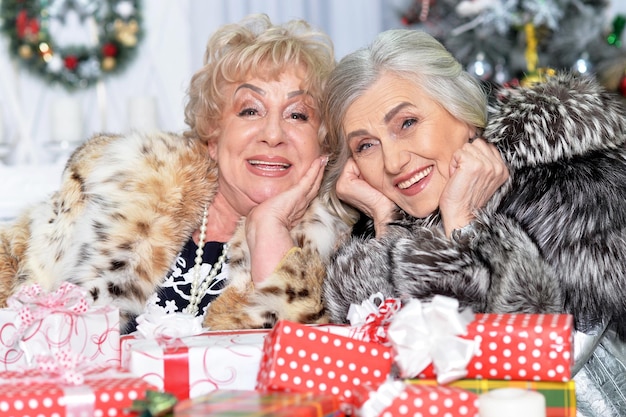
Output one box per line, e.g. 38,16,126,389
0,131,350,332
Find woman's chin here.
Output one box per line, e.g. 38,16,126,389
400,202,438,219
248,186,291,205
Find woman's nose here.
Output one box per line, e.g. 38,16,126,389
382,143,410,175
261,112,284,146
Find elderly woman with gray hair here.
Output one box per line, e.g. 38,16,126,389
321,29,626,416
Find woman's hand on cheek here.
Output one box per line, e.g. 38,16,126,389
336,158,396,236
439,138,509,237
245,155,328,284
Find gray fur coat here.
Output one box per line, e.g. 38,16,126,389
323,72,626,415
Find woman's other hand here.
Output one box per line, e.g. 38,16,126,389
439,138,509,236
336,157,397,236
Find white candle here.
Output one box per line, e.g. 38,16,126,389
50,97,83,143
128,96,158,132
479,388,546,417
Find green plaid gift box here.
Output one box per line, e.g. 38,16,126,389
409,379,576,417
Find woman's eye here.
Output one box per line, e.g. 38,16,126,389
238,108,258,117
355,142,373,153
401,118,417,129
290,112,309,121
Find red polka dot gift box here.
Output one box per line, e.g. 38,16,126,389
256,320,394,407
356,380,479,417
413,313,574,382
0,366,155,417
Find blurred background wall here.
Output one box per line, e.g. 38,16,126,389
0,0,625,220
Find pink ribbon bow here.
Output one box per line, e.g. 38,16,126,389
35,350,94,385
7,282,90,345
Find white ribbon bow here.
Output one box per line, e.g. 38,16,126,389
135,305,204,340
359,380,406,417
387,295,476,384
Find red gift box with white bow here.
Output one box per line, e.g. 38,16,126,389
411,312,574,382
0,283,120,371
256,320,394,406
350,294,574,383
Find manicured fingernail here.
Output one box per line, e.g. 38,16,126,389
321,155,329,166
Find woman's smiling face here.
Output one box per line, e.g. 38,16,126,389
209,67,322,216
343,72,473,218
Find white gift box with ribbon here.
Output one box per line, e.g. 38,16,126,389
122,307,268,400
0,282,121,370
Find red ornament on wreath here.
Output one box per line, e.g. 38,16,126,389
619,73,626,97
15,10,39,41
0,0,143,91
102,42,118,57
64,55,79,71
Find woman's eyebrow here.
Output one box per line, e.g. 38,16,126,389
384,102,411,124
235,83,265,95
346,129,369,142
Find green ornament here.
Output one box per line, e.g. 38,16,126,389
128,390,178,417
607,15,625,48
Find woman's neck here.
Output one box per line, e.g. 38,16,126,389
193,192,242,244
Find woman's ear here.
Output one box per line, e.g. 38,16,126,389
207,140,218,160
468,125,480,142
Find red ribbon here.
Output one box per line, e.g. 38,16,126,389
162,339,190,401
361,298,402,344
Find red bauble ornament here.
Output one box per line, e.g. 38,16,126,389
619,74,626,97
64,55,79,70
102,42,118,57
15,10,39,40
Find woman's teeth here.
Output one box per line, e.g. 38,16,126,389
248,160,291,170
398,166,433,189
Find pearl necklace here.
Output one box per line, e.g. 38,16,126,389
183,204,229,316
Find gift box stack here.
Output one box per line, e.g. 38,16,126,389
0,282,157,417
250,294,576,417
2,280,577,416
119,294,576,416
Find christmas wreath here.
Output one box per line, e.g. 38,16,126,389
0,0,143,90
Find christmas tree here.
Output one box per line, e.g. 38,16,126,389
397,0,626,98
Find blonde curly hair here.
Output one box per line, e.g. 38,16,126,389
183,14,335,151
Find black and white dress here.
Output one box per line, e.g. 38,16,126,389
124,239,229,333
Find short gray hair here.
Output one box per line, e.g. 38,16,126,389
320,29,487,221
